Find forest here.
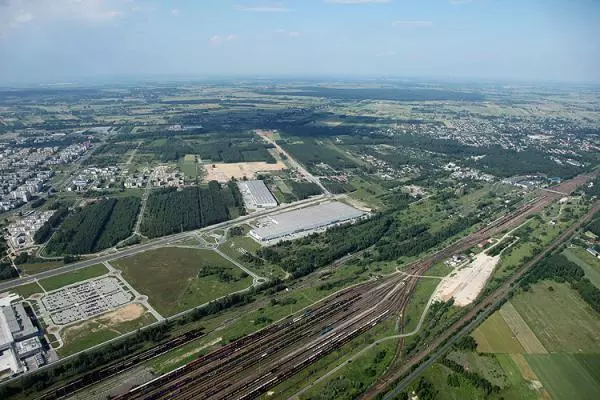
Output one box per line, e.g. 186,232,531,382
280,140,359,172
288,181,322,200
46,197,140,255
140,181,237,238
34,206,69,244
139,137,276,163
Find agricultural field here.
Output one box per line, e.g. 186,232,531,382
111,247,253,316
472,312,526,354
510,282,600,353
526,354,600,400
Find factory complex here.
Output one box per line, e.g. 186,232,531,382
0,293,50,380
237,180,278,210
250,202,367,243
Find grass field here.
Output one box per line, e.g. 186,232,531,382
18,260,63,275
563,247,600,288
218,236,286,279
112,247,253,316
180,154,201,180
10,282,44,298
402,276,442,333
511,282,600,353
58,304,157,356
472,312,526,354
527,354,600,400
38,264,109,292
499,302,547,353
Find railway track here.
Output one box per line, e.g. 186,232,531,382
84,176,593,399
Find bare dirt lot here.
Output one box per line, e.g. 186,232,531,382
434,252,500,306
203,162,287,183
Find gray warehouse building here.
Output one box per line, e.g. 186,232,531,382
237,180,278,210
250,202,367,242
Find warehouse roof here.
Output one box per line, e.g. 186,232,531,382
251,202,366,241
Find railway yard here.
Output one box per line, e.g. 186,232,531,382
84,175,592,400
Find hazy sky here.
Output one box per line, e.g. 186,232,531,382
0,0,599,84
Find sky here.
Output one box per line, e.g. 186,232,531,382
0,0,599,84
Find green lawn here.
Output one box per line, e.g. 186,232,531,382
527,354,600,400
179,154,200,179
39,264,109,292
111,247,253,316
563,247,600,288
511,282,600,353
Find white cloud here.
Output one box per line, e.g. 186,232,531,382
392,20,433,28
171,8,179,16
288,31,300,37
13,12,33,24
325,0,391,4
274,29,301,37
233,3,294,12
209,34,237,45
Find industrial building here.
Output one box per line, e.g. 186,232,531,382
250,202,367,243
0,293,45,380
237,180,278,210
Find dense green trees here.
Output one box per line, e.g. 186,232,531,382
46,197,140,255
289,181,322,200
141,182,238,238
261,215,392,278
34,206,69,244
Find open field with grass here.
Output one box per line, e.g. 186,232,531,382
472,312,526,354
179,154,201,180
58,303,157,356
218,235,286,279
511,282,600,353
563,247,600,288
38,263,109,292
18,260,64,275
499,302,547,353
111,247,253,316
527,354,600,400
10,282,45,299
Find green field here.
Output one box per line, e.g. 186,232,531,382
18,260,63,275
112,247,253,316
10,282,44,298
563,247,600,288
39,264,109,292
218,235,286,279
527,354,600,400
472,312,526,354
180,154,201,179
511,282,600,353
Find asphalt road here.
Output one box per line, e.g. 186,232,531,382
0,194,336,293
